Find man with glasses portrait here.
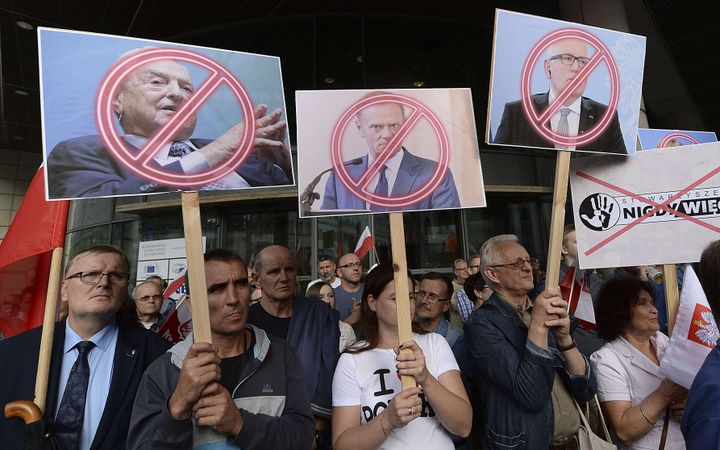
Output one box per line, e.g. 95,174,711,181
493,37,627,153
0,245,170,450
466,234,596,450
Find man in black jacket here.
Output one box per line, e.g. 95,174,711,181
0,245,170,450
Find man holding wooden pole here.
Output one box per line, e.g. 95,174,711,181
0,245,170,449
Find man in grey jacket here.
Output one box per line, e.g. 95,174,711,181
127,249,314,449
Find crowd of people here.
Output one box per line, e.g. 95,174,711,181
1,232,719,449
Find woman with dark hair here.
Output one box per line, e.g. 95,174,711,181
463,272,493,310
331,264,471,449
307,281,356,351
590,278,687,449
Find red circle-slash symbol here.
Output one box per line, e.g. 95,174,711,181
520,28,621,148
329,93,450,209
659,132,699,148
95,47,255,187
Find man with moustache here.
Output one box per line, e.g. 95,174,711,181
415,272,464,349
47,54,292,198
128,249,314,449
306,256,341,292
248,245,339,449
494,38,627,153
0,245,170,450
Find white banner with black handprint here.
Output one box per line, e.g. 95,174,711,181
569,142,720,269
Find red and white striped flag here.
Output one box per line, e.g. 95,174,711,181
559,265,596,330
660,265,718,389
157,271,192,344
354,226,374,259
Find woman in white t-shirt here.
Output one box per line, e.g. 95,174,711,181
307,281,357,352
331,264,471,450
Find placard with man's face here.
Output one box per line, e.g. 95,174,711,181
295,89,486,218
39,28,293,200
486,9,646,155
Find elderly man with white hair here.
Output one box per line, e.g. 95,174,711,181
466,234,596,450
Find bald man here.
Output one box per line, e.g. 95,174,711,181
321,92,460,211
494,38,626,154
247,245,340,448
47,55,292,198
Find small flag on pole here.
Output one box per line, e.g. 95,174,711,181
354,226,375,259
559,264,596,330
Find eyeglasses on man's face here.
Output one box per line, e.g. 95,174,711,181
338,261,362,269
138,294,163,302
66,271,130,285
414,290,451,304
488,257,535,271
549,53,590,67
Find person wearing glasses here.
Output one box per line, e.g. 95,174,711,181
0,245,170,450
466,235,596,450
494,38,627,154
332,263,471,449
132,280,165,331
334,253,364,328
415,272,464,349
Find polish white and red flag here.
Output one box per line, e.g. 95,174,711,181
660,265,718,389
354,226,375,259
559,264,596,331
157,270,192,344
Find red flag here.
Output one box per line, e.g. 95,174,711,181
559,265,596,331
0,167,69,339
157,270,192,344
354,226,375,259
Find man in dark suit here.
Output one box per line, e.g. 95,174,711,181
47,57,292,199
494,38,627,154
321,99,460,211
0,245,170,449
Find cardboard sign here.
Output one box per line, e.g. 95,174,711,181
39,27,294,200
486,9,646,155
570,142,720,268
136,237,205,300
638,128,718,150
295,89,485,218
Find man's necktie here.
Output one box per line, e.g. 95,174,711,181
556,108,572,149
54,341,95,449
168,141,193,157
370,165,388,212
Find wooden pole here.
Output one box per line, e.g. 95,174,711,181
389,213,415,390
3,246,64,423
545,151,572,290
663,264,679,336
181,192,212,344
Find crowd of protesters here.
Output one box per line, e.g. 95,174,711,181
1,232,719,449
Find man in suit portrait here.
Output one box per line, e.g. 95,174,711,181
47,54,293,199
0,245,170,449
321,94,460,211
493,37,627,154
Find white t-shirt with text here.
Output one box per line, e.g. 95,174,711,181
333,332,459,449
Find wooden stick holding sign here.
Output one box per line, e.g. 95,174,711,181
545,151,572,290
181,192,212,344
389,212,415,390
4,247,64,423
663,264,680,335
